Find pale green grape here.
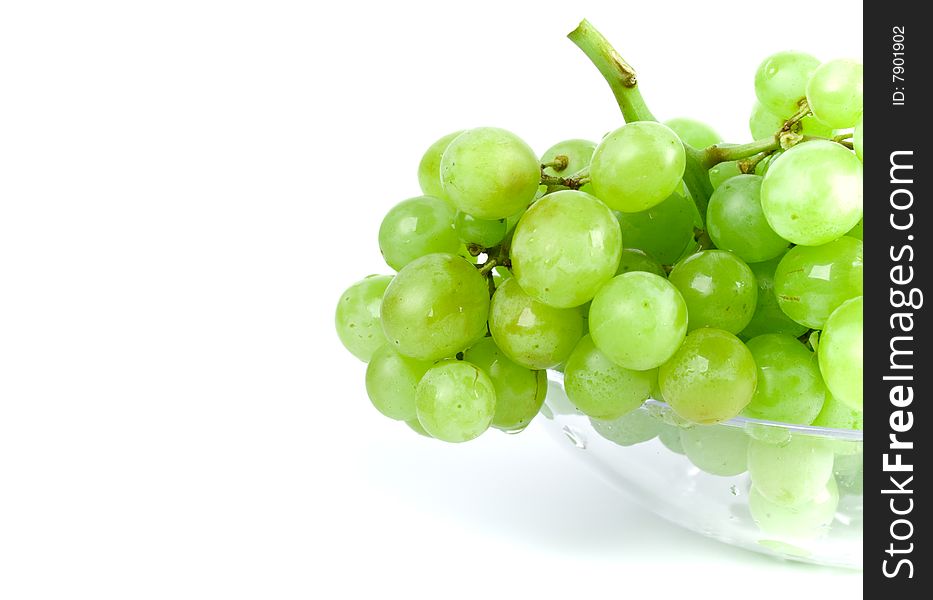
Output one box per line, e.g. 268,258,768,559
708,161,741,189
335,275,393,362
589,272,688,370
418,131,464,202
754,51,821,118
750,477,839,539
658,424,685,454
540,139,597,177
511,190,622,308
616,192,695,265
853,114,863,160
616,248,665,277
464,337,547,432
847,219,863,240
659,328,757,424
834,454,863,495
760,140,863,246
774,236,862,329
747,436,834,506
381,253,489,361
743,334,826,424
707,175,790,263
754,151,782,177
378,196,459,271
564,335,656,419
489,277,584,369
818,296,863,410
590,409,662,446
365,345,433,421
680,425,749,476
440,127,540,219
806,59,864,128
406,419,432,438
668,250,758,334
455,212,507,248
589,121,686,212
812,393,862,430
749,101,833,140
415,360,496,443
664,117,722,148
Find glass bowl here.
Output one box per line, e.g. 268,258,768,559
540,373,862,569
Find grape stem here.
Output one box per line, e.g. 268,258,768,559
478,259,498,276
541,155,570,172
540,169,590,189
738,151,771,174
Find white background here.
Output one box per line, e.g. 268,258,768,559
1,1,862,598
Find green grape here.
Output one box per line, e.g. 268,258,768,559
440,127,540,219
664,117,722,148
540,139,597,177
406,419,433,438
668,250,758,334
491,265,512,288
335,275,393,362
818,296,863,411
747,436,834,506
743,334,826,424
853,114,863,160
680,425,749,476
365,345,433,421
455,212,507,248
616,192,695,265
754,151,782,177
659,328,757,424
750,477,839,539
806,59,864,129
378,196,459,271
658,424,685,454
381,253,489,361
488,277,584,369
760,140,863,246
706,175,790,263
708,161,741,189
589,272,688,370
589,121,686,212
833,454,863,495
418,131,464,202
511,190,622,308
754,51,821,118
464,337,547,432
812,393,862,430
748,101,833,140
563,335,656,419
415,360,496,443
590,409,662,447
616,248,665,277
847,219,863,240
773,236,862,329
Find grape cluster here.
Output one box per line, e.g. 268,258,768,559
335,43,863,468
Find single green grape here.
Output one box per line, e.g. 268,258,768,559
589,121,686,212
834,454,863,495
415,360,496,443
750,477,839,539
590,409,662,447
511,190,622,308
706,175,790,263
743,334,826,424
540,139,597,178
335,275,393,362
806,59,864,129
564,335,656,419
663,117,722,149
708,161,741,189
812,392,862,430
754,151,782,177
754,51,821,118
381,253,489,361
847,219,863,240
440,127,540,220
658,424,685,454
747,436,834,506
365,345,433,421
760,140,863,246
616,248,665,277
616,192,695,265
464,337,547,433
406,418,433,438
589,272,688,370
455,212,507,248
680,424,749,476
659,328,757,424
853,114,863,160
818,296,863,411
668,250,758,334
378,196,459,271
749,101,833,140
488,277,584,370
774,236,862,329
739,256,809,340
418,131,464,203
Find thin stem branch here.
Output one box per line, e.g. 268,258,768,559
478,258,498,276
541,155,570,172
